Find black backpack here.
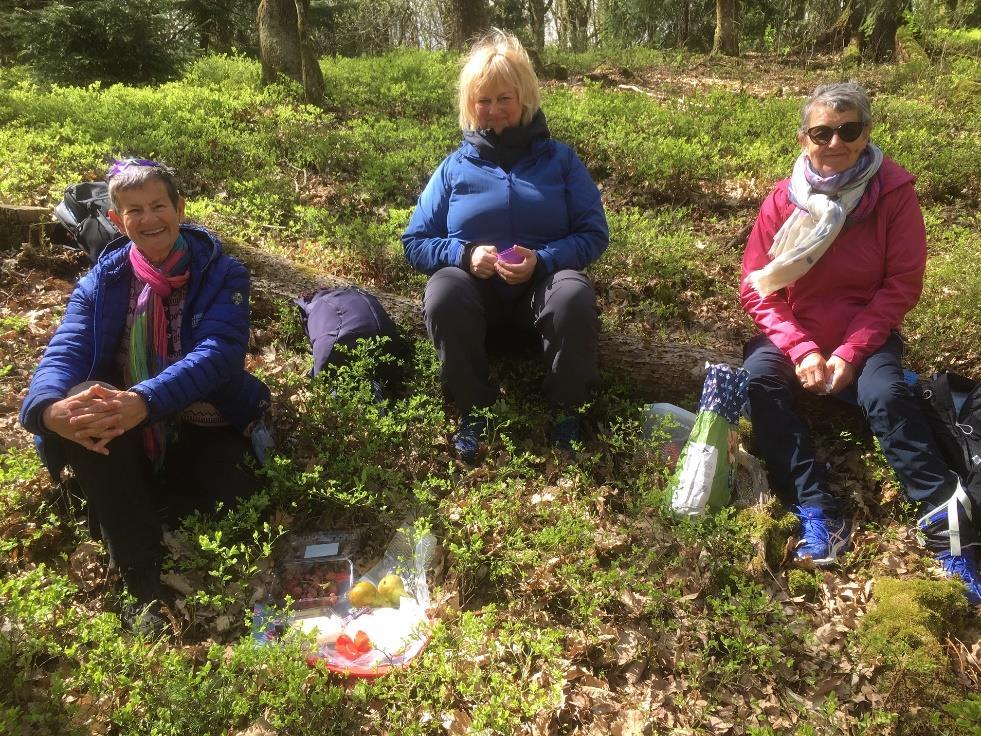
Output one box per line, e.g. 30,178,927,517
52,182,121,264
916,371,981,489
915,370,981,552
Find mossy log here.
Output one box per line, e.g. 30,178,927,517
225,238,741,400
0,205,49,250
2,204,742,398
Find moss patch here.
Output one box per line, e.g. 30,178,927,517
737,503,797,573
858,577,968,734
786,568,820,601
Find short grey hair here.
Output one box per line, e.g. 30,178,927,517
107,161,180,210
800,82,872,132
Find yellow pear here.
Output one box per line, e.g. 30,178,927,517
348,580,381,608
377,574,407,605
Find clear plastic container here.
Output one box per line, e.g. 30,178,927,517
643,403,697,470
276,531,357,611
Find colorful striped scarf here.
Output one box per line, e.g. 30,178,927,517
127,235,191,464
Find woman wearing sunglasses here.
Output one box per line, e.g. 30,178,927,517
20,160,272,631
738,83,978,601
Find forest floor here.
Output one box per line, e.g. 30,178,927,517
1,49,980,735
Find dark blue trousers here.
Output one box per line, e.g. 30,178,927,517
743,332,956,514
424,268,599,413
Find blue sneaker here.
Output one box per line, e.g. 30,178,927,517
936,549,981,606
551,414,581,452
453,413,487,464
794,506,852,567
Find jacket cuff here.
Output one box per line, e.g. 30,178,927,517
534,249,554,278
831,345,860,365
460,243,476,272
129,385,155,424
787,341,821,365
22,395,60,436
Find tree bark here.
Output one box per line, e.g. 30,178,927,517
257,0,302,85
528,0,549,52
861,6,903,62
257,0,326,104
559,0,591,52
711,0,740,56
0,205,49,250
446,0,490,50
293,0,326,104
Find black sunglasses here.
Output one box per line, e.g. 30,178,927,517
804,121,868,145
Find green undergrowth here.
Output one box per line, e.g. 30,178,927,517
857,577,970,735
1,47,979,733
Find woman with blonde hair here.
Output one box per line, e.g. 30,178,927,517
403,29,608,463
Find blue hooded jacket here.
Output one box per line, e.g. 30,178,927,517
20,224,270,479
402,137,608,295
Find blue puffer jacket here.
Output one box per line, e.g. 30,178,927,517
20,224,270,479
402,137,608,295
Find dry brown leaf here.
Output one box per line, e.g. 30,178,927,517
161,572,195,596
441,709,472,734
68,540,105,591
610,708,647,736
234,716,277,736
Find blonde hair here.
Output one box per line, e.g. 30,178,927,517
457,29,540,131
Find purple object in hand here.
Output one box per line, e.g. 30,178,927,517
496,246,524,264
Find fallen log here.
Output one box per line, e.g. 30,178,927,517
222,239,741,401
2,203,741,399
0,205,50,249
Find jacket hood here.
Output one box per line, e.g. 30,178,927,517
874,155,916,196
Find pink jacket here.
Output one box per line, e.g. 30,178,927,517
740,156,926,366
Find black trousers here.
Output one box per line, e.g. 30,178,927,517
423,268,600,413
63,423,261,604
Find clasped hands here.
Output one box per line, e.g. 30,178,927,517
469,244,537,285
42,383,149,455
795,352,855,395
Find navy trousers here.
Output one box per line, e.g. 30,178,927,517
743,332,957,515
64,424,261,604
424,268,600,413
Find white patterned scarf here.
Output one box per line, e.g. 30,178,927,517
750,143,884,297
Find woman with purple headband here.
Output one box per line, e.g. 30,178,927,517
20,159,272,632
739,83,978,605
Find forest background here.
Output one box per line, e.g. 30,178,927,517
0,1,979,734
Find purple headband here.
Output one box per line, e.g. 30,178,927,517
107,157,175,179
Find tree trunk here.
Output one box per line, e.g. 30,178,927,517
711,0,739,56
256,0,324,105
528,0,548,51
861,7,903,62
257,0,302,86
447,0,490,50
293,0,325,104
560,0,591,52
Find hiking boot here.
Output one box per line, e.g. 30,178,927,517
794,506,851,567
936,549,981,606
454,413,487,464
551,414,581,453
